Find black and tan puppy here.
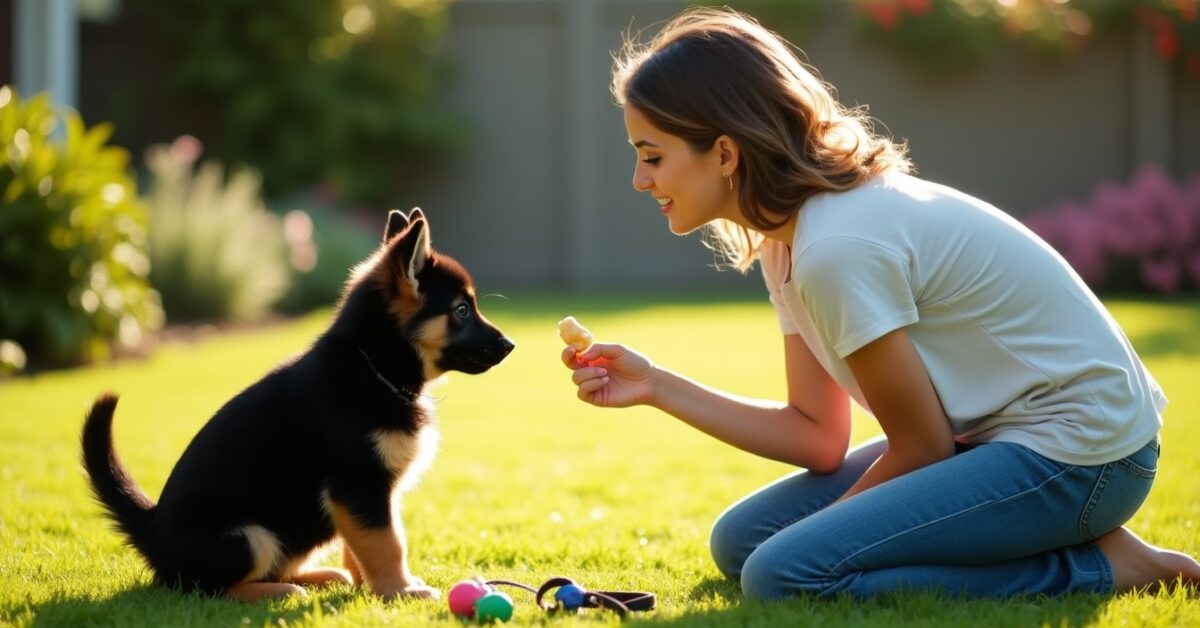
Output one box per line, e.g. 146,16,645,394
81,209,514,601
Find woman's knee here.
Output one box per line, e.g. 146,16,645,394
709,508,751,579
739,545,813,600
739,537,831,600
740,548,784,600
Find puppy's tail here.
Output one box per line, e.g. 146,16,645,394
81,393,157,558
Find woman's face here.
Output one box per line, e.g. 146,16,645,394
624,106,732,235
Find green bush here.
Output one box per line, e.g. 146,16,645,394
139,0,462,205
144,136,292,323
0,86,163,368
275,203,376,314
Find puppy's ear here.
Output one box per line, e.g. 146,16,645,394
387,215,432,287
384,209,410,243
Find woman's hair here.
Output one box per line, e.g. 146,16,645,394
612,7,911,272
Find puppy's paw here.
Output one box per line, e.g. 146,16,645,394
379,582,441,601
225,582,309,602
401,583,441,600
287,567,354,588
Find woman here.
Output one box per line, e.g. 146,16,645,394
561,7,1199,599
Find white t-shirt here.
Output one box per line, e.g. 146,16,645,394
761,172,1165,466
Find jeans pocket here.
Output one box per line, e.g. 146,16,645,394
1078,441,1158,540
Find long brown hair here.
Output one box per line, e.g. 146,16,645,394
612,7,911,272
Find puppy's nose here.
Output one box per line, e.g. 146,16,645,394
500,337,515,356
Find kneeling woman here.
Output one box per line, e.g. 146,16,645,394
561,7,1200,599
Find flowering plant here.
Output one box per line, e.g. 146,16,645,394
854,0,1200,76
1023,166,1200,294
1138,1,1200,73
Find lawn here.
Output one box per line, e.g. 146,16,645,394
1,293,1198,627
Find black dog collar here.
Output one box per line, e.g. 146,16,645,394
356,346,421,402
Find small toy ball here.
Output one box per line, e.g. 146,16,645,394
554,583,586,611
475,590,514,623
448,578,491,619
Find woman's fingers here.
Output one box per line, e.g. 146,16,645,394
579,342,622,363
571,365,608,386
565,342,627,370
561,345,583,369
577,375,610,402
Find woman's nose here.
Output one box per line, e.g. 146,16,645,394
632,169,652,192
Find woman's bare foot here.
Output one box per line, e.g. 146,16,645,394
1095,527,1200,594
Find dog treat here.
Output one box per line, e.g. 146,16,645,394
557,316,593,353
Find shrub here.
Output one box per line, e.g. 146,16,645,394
139,0,462,205
1024,166,1200,295
0,86,163,368
144,136,292,323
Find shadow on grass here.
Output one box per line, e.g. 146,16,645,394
688,574,742,604
1108,298,1200,358
1127,326,1200,358
623,577,1110,627
24,584,369,627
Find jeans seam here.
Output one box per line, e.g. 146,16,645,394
827,465,1076,577
1116,457,1156,478
1078,462,1112,540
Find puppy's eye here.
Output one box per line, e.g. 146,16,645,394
454,303,471,319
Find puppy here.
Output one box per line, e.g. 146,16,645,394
81,209,514,601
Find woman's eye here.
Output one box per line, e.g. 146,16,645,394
454,303,471,318
642,157,661,165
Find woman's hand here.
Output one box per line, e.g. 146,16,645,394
561,342,656,408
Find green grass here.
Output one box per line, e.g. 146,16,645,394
1,293,1198,627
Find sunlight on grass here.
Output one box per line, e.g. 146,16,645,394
1,294,1197,626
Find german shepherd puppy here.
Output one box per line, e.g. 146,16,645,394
81,209,514,601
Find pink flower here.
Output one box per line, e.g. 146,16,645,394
1093,184,1141,255
1140,253,1182,294
169,135,203,166
1023,165,1200,294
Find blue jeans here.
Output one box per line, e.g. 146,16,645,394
710,435,1159,599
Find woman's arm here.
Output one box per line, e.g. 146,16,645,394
836,327,954,502
565,334,851,472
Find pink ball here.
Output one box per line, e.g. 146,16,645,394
448,578,491,618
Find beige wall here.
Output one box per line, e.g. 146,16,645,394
401,0,1197,291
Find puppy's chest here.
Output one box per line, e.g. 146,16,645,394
370,398,439,493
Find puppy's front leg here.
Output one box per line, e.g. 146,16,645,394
342,542,364,586
328,501,439,600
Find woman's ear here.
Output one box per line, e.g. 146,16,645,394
714,134,740,176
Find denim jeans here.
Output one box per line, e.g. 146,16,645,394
710,435,1159,599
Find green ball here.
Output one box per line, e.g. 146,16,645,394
474,590,514,623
